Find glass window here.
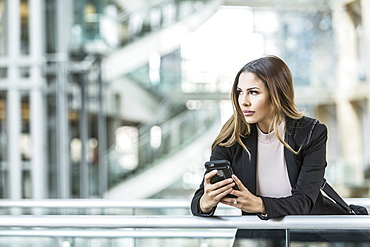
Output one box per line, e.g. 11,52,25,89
20,0,29,55
45,0,56,53
20,92,30,161
0,67,7,78
19,67,30,78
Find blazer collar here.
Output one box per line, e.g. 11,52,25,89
241,124,257,194
285,132,299,187
284,117,301,186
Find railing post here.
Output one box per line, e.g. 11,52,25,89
285,229,290,247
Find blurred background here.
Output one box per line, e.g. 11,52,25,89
0,0,369,203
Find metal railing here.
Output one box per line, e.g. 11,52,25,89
0,198,238,216
0,214,370,247
0,198,369,210
1,215,370,230
1,200,370,246
0,229,236,239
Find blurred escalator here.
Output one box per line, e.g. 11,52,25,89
101,0,224,198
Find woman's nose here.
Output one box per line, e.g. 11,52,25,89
242,96,251,107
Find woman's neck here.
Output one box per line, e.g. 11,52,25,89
257,119,282,134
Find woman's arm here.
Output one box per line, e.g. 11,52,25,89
199,172,236,213
190,145,234,216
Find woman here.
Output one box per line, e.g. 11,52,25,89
190,55,350,245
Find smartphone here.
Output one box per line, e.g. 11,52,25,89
204,160,239,196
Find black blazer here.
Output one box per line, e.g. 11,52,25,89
191,116,342,220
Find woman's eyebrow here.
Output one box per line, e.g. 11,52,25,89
247,86,261,91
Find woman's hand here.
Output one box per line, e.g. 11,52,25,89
199,170,236,213
221,174,266,214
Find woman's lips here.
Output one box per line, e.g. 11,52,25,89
243,110,255,116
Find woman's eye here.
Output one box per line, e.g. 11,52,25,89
236,89,243,95
250,90,258,95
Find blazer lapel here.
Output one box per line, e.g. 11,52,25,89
285,118,299,187
284,142,298,187
241,124,257,194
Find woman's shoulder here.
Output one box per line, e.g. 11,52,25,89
286,116,326,131
286,116,327,147
286,116,318,127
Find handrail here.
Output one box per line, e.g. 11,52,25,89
0,229,236,238
0,215,369,229
0,198,369,209
0,199,191,209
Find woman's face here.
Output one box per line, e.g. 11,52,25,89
237,72,275,133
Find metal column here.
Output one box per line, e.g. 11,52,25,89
7,0,22,202
97,57,108,197
7,89,21,200
30,0,46,200
56,0,70,198
79,73,89,198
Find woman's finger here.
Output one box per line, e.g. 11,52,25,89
204,170,217,184
232,174,245,190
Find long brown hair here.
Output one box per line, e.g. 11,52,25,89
212,55,303,154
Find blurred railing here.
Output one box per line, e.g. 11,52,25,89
107,106,219,188
0,215,370,246
116,0,214,47
0,198,235,216
0,228,236,238
138,107,216,167
76,0,216,52
0,198,369,215
1,214,370,229
1,199,370,246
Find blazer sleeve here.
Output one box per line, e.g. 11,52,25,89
190,145,233,216
259,123,328,219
